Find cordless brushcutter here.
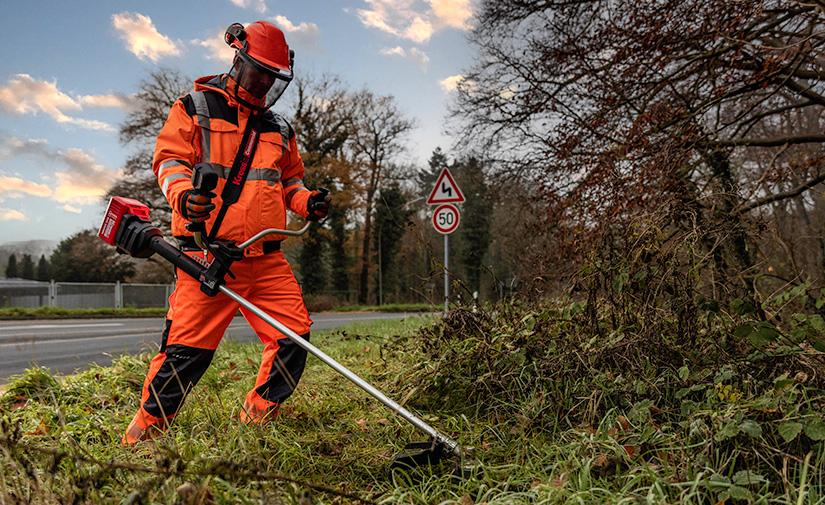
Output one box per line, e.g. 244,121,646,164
98,165,475,479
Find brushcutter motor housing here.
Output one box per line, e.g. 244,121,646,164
98,197,157,257
97,196,222,293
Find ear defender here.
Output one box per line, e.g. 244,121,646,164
225,23,247,50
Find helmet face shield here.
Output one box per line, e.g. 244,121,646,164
232,51,293,109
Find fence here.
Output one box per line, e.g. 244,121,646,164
0,280,174,309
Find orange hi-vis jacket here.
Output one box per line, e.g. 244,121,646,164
153,74,311,257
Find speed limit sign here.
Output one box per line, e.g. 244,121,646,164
432,204,460,234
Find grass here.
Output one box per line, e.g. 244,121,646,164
1,302,824,504
0,306,168,319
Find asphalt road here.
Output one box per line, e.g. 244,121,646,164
0,312,412,383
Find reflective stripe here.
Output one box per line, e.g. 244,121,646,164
194,163,279,183
273,114,290,163
284,186,306,207
158,159,192,179
282,178,303,188
249,168,281,183
161,173,189,197
191,91,211,162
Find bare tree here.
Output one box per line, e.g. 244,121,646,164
289,73,358,294
105,68,191,233
452,0,825,297
346,90,416,304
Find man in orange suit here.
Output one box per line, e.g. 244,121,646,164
123,20,331,444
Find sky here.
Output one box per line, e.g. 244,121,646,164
0,0,475,245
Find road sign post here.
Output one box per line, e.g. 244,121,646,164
427,169,465,312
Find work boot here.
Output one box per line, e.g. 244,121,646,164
239,391,280,423
122,407,170,445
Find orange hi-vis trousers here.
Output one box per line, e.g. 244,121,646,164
123,248,312,445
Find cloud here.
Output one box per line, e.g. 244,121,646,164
439,74,464,92
404,17,434,43
0,208,26,221
356,0,473,43
0,136,118,204
80,92,140,113
0,175,52,199
380,46,430,69
428,0,473,29
195,28,238,64
112,12,180,62
62,204,82,214
272,15,321,53
229,0,267,13
52,149,119,203
0,74,116,131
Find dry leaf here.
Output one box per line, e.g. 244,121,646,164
623,445,636,457
11,396,28,410
458,493,474,505
356,419,368,427
617,415,632,431
551,473,568,488
24,421,51,436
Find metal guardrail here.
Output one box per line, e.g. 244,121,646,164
0,280,174,309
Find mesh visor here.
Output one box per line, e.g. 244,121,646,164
235,51,293,108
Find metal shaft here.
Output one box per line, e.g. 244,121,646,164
444,234,449,312
218,284,462,457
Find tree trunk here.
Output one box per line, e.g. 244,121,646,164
358,197,374,305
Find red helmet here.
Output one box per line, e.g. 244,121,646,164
225,21,294,109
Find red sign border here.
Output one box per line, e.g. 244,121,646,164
432,204,460,234
427,168,466,204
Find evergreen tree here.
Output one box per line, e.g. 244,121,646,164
5,254,17,278
327,206,352,299
418,147,449,202
373,185,414,304
20,254,35,280
49,229,135,282
289,74,355,296
35,255,50,281
455,157,493,297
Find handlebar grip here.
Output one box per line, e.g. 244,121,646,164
192,163,219,194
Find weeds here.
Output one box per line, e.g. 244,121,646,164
1,291,824,503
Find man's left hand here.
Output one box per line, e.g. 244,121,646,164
307,188,331,221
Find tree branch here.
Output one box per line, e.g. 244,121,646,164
737,171,825,214
707,134,825,148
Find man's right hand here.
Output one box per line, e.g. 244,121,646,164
180,189,216,223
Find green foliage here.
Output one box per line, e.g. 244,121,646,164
5,253,17,278
0,306,167,318
49,229,135,282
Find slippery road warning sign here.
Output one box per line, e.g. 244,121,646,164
427,168,465,204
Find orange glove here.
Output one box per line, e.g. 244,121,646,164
307,188,331,221
180,189,216,223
